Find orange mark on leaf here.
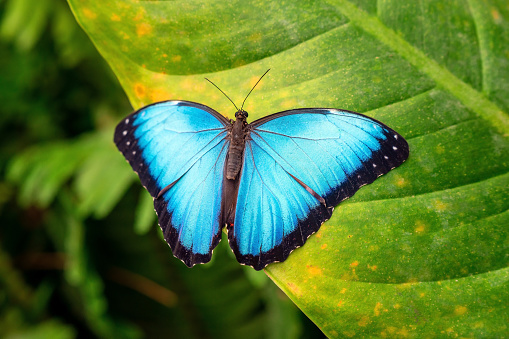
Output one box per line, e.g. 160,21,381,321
82,8,97,19
111,13,121,21
368,264,377,271
337,300,344,308
320,243,327,249
492,9,500,21
134,83,146,98
136,23,153,37
374,302,382,316
349,261,359,268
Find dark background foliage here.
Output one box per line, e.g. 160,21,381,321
0,0,324,337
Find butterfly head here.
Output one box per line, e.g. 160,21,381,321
235,110,249,121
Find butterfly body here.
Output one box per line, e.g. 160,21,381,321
225,110,249,180
114,100,409,270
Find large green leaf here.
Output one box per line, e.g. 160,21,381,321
67,0,509,337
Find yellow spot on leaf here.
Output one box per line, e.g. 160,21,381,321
172,55,182,62
358,316,370,327
369,244,379,251
415,220,426,233
315,230,323,238
374,302,382,316
337,300,344,308
397,327,409,337
342,330,356,338
82,8,97,19
133,8,146,21
434,199,448,211
387,326,397,334
287,282,301,297
395,175,407,188
321,243,327,249
249,75,264,88
306,265,322,276
162,53,168,58
350,261,359,268
280,99,297,110
136,23,152,37
394,304,401,309
473,321,484,328
248,32,262,43
454,305,468,315
150,88,171,102
111,13,121,21
368,264,377,271
134,83,146,98
435,143,445,154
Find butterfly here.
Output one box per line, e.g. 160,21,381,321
114,71,409,270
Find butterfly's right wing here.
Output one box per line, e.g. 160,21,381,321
114,101,230,267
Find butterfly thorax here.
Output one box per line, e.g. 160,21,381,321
226,110,249,180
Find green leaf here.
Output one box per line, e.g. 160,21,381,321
67,0,509,337
133,189,156,235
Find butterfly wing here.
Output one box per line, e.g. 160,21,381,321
228,109,409,270
114,101,230,267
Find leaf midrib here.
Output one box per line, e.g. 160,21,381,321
328,0,509,135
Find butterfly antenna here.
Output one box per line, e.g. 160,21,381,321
205,77,240,111
240,69,270,111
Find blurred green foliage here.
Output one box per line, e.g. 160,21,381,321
0,0,322,338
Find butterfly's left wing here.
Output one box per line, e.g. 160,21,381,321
228,109,409,270
114,101,230,267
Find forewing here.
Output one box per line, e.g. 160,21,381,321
229,109,409,270
114,101,230,267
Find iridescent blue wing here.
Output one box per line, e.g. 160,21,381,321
114,101,230,267
228,109,409,270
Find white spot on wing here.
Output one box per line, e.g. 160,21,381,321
123,130,127,136
384,156,389,159
126,141,131,146
393,146,398,150
125,118,129,124
132,151,136,155
394,134,398,139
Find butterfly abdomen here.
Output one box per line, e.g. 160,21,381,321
225,115,248,180
226,144,244,180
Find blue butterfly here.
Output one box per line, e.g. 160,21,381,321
114,74,409,270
